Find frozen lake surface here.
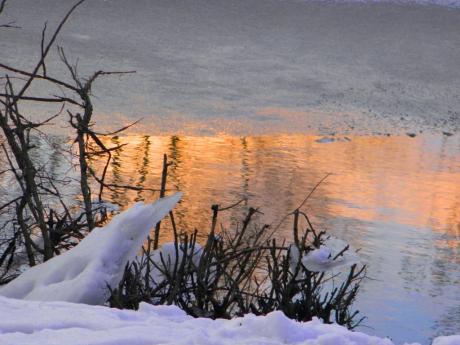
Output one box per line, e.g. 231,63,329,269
1,0,460,135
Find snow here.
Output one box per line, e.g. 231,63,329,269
149,242,202,285
0,296,458,345
433,336,460,345
289,238,361,273
0,296,411,345
0,193,182,305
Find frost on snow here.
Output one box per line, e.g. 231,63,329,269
0,193,182,305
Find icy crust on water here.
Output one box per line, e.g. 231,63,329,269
313,0,460,7
0,193,182,305
0,296,459,345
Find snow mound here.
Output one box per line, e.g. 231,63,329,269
301,238,361,272
149,242,202,284
289,238,361,273
0,296,423,345
0,193,182,305
1,296,458,345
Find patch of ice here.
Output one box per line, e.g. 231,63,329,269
69,33,92,41
315,136,351,144
315,137,336,143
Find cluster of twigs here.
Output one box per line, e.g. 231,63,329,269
0,0,144,282
109,162,366,330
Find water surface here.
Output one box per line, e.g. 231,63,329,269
88,133,460,344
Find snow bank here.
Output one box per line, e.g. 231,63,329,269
0,296,458,345
0,193,182,305
0,296,405,345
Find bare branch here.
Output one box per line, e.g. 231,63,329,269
0,63,79,93
0,93,74,104
268,173,332,238
0,21,20,29
0,0,7,14
217,198,247,212
12,0,87,105
295,173,332,211
93,118,143,136
40,23,48,76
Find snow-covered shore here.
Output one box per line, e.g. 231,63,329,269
0,296,458,345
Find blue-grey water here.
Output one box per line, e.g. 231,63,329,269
1,1,459,344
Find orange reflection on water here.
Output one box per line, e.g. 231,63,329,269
95,134,460,248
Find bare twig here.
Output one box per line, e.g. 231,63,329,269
13,0,87,106
153,154,171,250
0,0,7,14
